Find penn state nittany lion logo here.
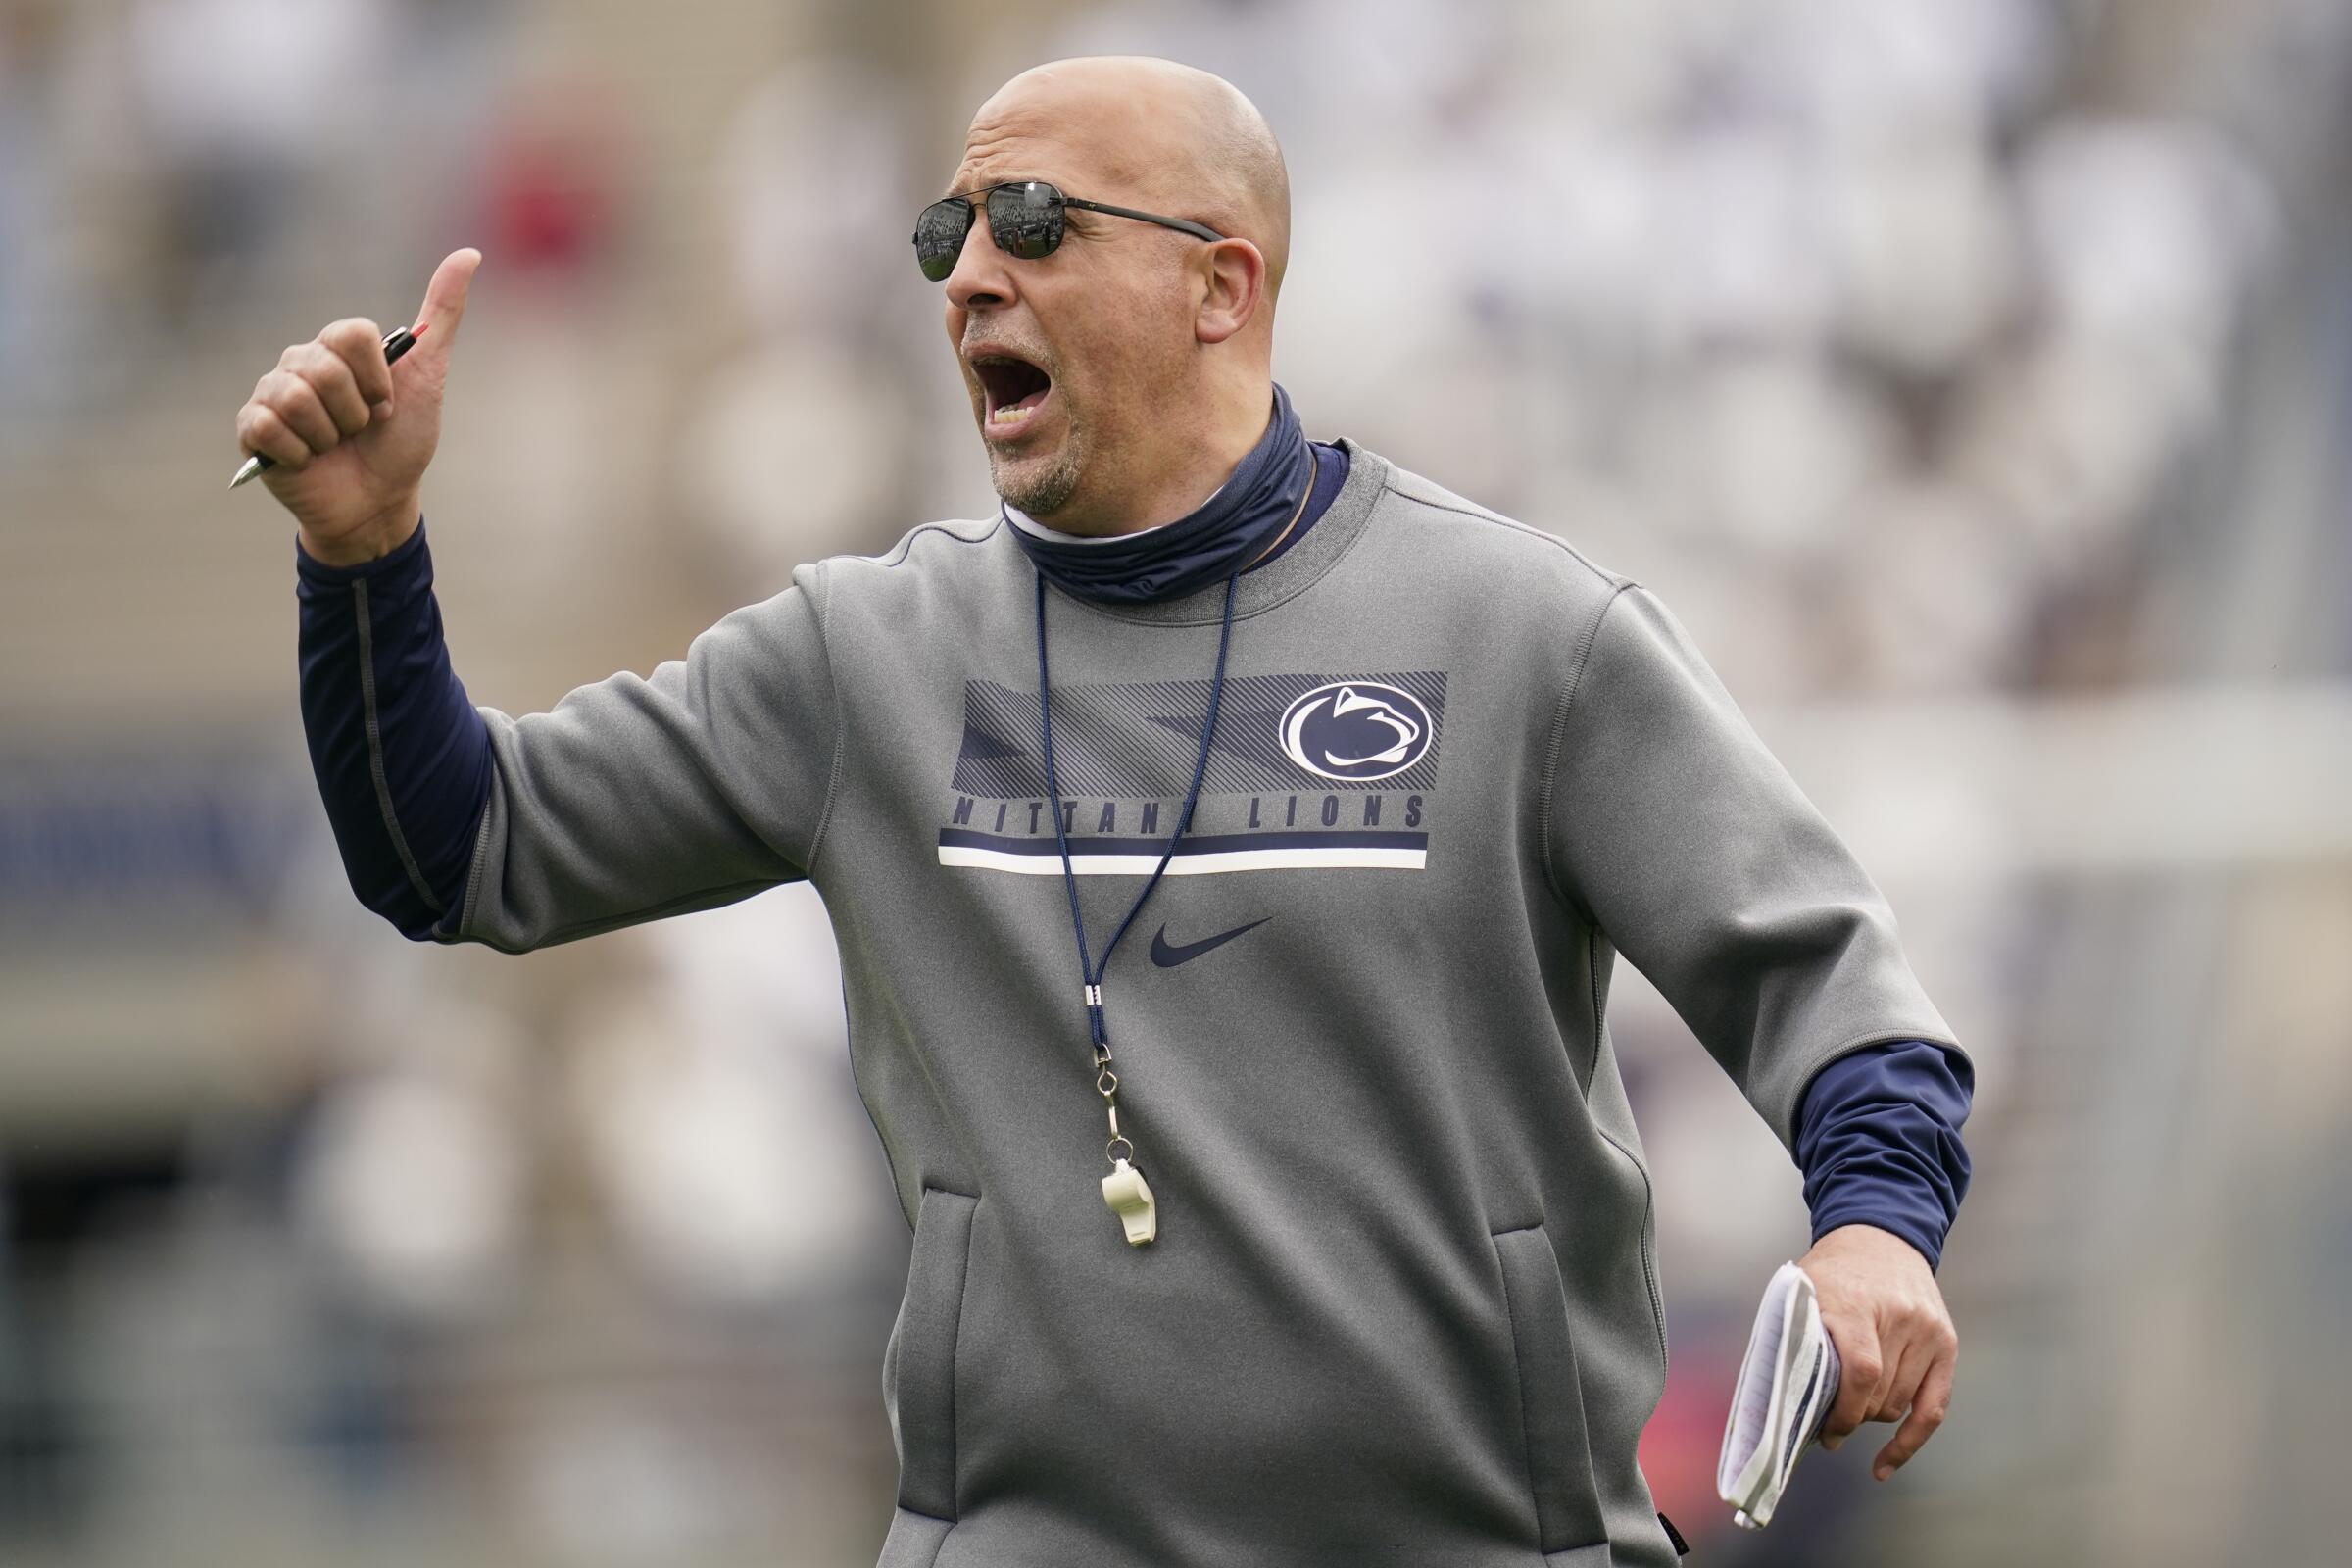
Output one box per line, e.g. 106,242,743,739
1279,681,1434,782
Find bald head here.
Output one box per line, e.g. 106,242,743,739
937,57,1296,536
958,57,1291,302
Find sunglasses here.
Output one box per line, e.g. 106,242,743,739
913,180,1225,282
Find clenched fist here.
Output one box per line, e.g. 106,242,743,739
234,248,481,566
1799,1222,1959,1483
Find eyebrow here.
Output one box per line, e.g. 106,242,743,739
940,175,1056,201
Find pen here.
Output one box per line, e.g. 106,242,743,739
227,322,428,489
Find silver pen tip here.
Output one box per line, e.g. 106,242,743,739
228,456,263,489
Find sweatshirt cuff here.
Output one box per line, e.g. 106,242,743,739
294,514,430,586
1794,1039,1974,1274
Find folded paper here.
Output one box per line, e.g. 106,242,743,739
1717,1261,1842,1529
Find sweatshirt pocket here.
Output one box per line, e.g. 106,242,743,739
883,1185,979,1523
1492,1221,1609,1556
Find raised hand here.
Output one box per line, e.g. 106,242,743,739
233,247,482,565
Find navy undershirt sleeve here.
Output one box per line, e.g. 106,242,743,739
1793,1040,1975,1270
296,516,492,941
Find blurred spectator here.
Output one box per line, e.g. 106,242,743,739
477,78,632,289
122,0,395,323
568,886,897,1313
290,1000,527,1325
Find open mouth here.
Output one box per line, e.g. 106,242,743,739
973,354,1054,430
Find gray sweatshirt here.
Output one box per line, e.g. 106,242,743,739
447,439,1963,1567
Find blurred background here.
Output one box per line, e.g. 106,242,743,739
2,0,2347,1563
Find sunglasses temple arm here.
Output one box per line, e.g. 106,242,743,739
1059,196,1224,244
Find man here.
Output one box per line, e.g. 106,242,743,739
240,57,1972,1568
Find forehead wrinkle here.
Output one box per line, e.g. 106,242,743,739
956,78,1173,207
948,138,1038,199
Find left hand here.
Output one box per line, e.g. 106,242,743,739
1797,1223,1958,1483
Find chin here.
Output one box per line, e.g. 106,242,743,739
988,434,1084,518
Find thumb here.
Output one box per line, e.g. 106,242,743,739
412,247,483,355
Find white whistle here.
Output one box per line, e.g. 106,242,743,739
1101,1158,1157,1245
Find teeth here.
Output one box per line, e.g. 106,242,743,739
992,403,1034,424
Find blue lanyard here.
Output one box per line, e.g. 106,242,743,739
1032,565,1240,1179
1029,446,1314,1239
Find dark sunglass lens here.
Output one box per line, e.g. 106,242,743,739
988,181,1064,260
913,199,972,281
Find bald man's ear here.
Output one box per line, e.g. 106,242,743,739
1193,238,1268,346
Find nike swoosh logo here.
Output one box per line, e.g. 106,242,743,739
1150,918,1271,968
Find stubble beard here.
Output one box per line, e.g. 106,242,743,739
989,416,1086,519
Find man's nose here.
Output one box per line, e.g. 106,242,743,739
944,210,1016,313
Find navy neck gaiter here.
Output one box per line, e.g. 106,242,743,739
1004,382,1313,605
